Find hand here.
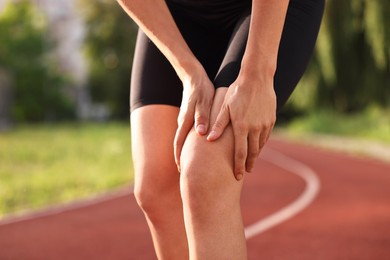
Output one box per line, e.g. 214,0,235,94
174,69,215,172
207,76,277,180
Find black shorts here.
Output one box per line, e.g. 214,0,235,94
130,0,325,113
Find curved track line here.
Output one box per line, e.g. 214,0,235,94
245,147,321,239
1,146,320,240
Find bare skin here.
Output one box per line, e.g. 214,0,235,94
119,0,290,258
131,106,188,259
180,88,247,259
131,88,247,259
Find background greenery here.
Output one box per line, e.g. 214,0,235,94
287,0,389,114
0,123,132,217
78,0,137,119
0,0,389,216
0,1,75,122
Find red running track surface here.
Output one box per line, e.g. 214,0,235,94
1,139,389,259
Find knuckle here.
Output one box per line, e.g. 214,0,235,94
194,113,207,123
236,150,246,160
259,140,267,148
266,121,274,129
221,103,229,111
186,95,196,104
268,117,276,127
247,160,254,167
197,95,212,106
235,121,247,133
246,163,254,172
253,124,262,132
249,150,259,158
179,114,193,127
213,120,225,130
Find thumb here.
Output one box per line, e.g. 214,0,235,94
207,105,230,141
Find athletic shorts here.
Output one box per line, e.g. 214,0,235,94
130,0,325,113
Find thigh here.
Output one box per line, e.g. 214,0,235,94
131,105,180,192
130,30,183,112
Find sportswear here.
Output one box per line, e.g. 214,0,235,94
130,0,325,112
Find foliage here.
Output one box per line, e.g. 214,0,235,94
278,106,390,145
78,0,138,119
281,106,390,144
0,123,132,217
0,0,75,122
289,0,390,113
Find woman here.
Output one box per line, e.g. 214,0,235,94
117,0,324,259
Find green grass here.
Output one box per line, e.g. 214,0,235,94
0,122,133,217
280,107,390,144
1,108,388,218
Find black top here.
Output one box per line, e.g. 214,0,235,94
167,0,252,29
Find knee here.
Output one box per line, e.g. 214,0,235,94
133,162,179,220
180,135,215,189
180,158,209,204
179,135,234,212
180,158,212,217
133,177,157,216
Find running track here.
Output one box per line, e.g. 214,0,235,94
1,139,390,259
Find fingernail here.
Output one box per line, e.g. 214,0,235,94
207,131,217,140
236,173,243,181
196,124,206,135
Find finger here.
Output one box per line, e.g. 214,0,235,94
194,98,212,136
233,123,248,181
246,130,260,173
174,116,193,171
259,123,274,154
174,107,195,171
265,122,275,142
207,104,230,141
258,127,270,155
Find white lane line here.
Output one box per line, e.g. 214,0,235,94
1,146,320,234
0,187,132,226
245,147,321,239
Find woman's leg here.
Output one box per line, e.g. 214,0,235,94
131,105,188,259
180,87,247,260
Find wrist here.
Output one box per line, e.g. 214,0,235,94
240,54,276,83
177,60,207,86
239,63,275,88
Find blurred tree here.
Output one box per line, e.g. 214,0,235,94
78,0,137,119
0,0,75,122
0,68,12,129
292,0,390,113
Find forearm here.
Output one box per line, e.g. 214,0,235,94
241,0,290,82
117,0,202,81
